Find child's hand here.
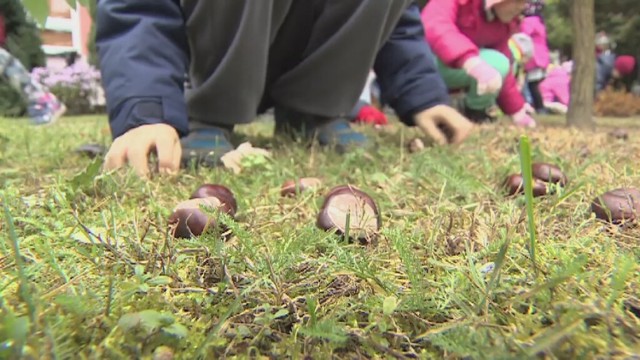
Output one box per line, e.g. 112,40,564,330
103,123,182,178
511,106,537,128
462,57,503,96
414,105,474,145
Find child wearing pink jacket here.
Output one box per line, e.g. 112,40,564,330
539,61,572,114
421,0,536,128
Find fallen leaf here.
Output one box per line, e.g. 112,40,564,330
69,226,110,246
220,142,271,174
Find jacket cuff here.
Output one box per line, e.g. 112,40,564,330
393,87,451,126
454,51,480,69
499,97,525,116
109,97,189,139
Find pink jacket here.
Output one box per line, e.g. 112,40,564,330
520,16,550,72
539,67,570,105
421,0,524,115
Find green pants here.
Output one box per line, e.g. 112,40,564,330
437,49,510,111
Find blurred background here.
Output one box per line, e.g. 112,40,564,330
2,0,639,118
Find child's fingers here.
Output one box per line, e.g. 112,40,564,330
416,118,447,145
103,140,128,173
155,135,181,175
127,141,152,179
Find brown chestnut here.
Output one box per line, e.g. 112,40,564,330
591,188,640,223
190,184,237,216
281,177,322,197
407,138,425,153
504,174,548,197
531,162,567,186
624,298,640,319
609,128,629,141
169,197,226,238
317,185,381,242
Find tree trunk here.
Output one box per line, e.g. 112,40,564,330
566,0,596,128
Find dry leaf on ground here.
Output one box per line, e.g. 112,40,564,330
220,142,271,174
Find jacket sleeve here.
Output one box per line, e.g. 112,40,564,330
96,0,189,139
595,54,615,92
495,41,525,115
0,14,6,47
374,4,450,126
421,0,479,68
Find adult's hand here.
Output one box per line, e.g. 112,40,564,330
414,105,474,145
104,123,181,178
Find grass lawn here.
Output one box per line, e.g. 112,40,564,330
1,114,639,359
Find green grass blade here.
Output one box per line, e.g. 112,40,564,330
477,231,512,312
525,316,584,357
608,255,635,308
519,135,538,276
1,192,36,326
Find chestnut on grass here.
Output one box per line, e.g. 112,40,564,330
169,197,225,238
504,174,548,197
591,188,640,223
504,162,568,197
608,128,629,141
169,184,238,238
316,185,381,243
407,138,425,153
531,162,568,186
281,177,322,197
190,184,237,216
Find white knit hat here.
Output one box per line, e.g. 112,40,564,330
511,33,534,59
595,32,610,46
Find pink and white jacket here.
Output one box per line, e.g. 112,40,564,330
539,66,570,105
421,0,524,115
520,16,550,72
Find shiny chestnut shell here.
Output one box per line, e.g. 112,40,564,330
609,128,629,140
190,184,237,216
531,162,568,186
504,174,548,197
317,185,381,242
169,197,224,238
281,177,322,197
591,188,640,223
407,138,425,153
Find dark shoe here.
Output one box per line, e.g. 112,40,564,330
463,106,497,124
180,126,234,168
274,106,371,153
75,143,106,158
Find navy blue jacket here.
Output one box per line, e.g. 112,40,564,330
96,1,449,138
596,51,616,93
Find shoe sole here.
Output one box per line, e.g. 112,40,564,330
180,148,231,169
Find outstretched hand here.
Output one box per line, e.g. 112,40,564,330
414,105,474,145
103,123,181,178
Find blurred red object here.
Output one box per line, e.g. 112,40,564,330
354,105,388,126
